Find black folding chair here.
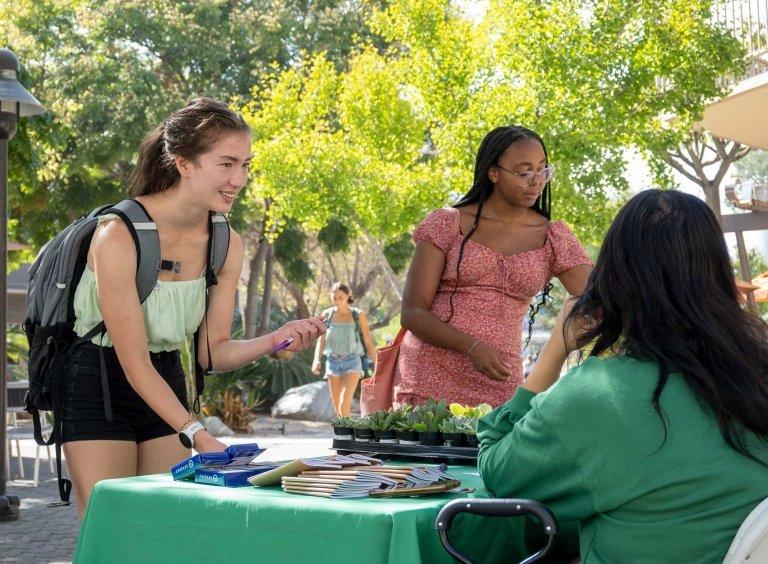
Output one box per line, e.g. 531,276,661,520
436,498,558,564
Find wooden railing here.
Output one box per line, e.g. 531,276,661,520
714,0,768,79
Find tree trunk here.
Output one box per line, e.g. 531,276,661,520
244,239,268,339
244,200,271,339
665,131,750,223
360,226,403,301
702,181,722,220
275,271,311,319
257,244,275,337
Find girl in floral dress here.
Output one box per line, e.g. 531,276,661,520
397,126,592,407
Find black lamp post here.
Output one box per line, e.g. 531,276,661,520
0,49,45,522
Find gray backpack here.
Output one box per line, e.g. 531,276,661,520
22,199,229,505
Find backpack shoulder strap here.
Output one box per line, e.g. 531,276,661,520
191,212,230,414
351,307,365,345
102,199,160,304
208,212,230,286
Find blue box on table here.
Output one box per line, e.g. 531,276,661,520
171,443,265,481
194,463,277,487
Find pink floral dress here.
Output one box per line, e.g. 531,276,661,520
394,207,591,407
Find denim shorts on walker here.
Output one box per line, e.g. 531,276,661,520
325,354,363,377
61,342,189,443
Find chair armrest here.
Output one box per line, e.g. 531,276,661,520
435,498,558,564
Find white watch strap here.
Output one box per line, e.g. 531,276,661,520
182,421,205,442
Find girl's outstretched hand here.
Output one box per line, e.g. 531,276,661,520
271,316,327,352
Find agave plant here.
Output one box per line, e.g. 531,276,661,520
439,416,477,435
329,415,356,428
350,415,373,430
410,398,451,433
368,410,401,431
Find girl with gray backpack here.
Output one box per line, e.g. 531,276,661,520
26,97,325,516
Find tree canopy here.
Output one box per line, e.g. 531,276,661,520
4,0,746,260
241,0,744,248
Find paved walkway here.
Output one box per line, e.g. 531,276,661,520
1,417,333,563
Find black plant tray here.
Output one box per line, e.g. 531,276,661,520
332,439,478,465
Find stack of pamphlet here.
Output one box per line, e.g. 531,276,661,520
249,454,460,498
171,443,279,487
248,453,382,487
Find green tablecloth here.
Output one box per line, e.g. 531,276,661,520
75,465,497,564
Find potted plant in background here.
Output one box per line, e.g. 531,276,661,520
447,403,490,448
439,417,472,447
351,415,374,442
368,410,399,443
411,398,451,446
393,404,419,444
448,402,492,420
330,415,355,440
465,418,479,448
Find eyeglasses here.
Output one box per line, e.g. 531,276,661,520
495,164,555,186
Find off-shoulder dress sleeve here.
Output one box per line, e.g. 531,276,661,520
412,207,460,254
548,221,592,276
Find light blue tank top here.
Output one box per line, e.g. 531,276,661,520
323,309,364,356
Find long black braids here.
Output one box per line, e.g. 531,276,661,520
446,125,553,350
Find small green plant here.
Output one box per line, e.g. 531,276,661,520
395,416,417,432
410,398,451,433
350,415,372,430
449,403,493,419
330,415,355,428
439,416,476,435
368,410,400,431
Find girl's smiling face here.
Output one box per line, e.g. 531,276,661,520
179,130,252,213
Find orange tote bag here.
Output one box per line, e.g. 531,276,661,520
360,328,407,415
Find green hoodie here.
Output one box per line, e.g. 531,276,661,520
478,355,768,563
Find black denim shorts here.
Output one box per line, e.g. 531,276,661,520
61,342,189,444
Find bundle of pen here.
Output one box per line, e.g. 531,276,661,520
281,463,461,499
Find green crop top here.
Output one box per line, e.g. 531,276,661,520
72,216,207,352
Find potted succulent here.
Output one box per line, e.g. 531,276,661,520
350,415,374,442
411,398,451,446
329,415,355,440
439,417,472,447
463,417,480,448
395,421,419,444
447,403,490,448
448,402,493,419
386,404,416,444
368,409,399,443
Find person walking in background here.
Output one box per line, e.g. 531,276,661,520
398,125,592,407
312,283,377,416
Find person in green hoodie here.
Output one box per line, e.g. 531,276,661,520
477,189,768,563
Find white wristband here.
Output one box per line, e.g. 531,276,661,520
178,421,206,449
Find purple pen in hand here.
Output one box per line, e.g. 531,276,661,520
271,337,295,353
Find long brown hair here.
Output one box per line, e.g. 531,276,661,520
128,96,250,197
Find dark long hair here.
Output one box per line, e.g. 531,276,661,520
448,126,553,347
566,189,768,464
128,96,250,197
